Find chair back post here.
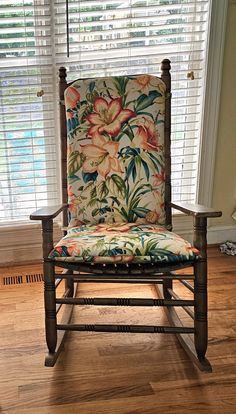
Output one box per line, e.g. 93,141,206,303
161,59,172,230
59,66,68,227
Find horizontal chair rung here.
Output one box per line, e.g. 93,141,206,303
55,297,194,307
57,324,195,334
73,278,164,284
56,287,72,314
54,273,195,281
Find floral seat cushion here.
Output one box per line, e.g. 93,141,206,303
49,223,200,264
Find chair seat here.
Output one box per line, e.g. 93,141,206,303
49,223,200,264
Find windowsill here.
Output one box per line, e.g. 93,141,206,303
0,220,62,266
0,221,42,230
0,213,192,238
0,216,63,231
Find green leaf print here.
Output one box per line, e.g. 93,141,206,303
68,151,83,176
132,207,149,218
97,181,109,200
135,91,162,112
113,76,129,97
110,174,126,198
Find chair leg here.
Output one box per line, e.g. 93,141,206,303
163,279,173,299
44,269,78,367
155,265,212,372
194,261,208,360
44,261,57,355
65,272,74,297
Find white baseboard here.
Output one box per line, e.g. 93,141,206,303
174,224,236,245
206,225,236,244
0,223,62,266
0,222,235,266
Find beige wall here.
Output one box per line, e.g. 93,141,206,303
212,1,236,226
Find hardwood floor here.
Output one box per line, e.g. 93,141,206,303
0,247,235,414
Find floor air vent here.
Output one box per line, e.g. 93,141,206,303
1,273,44,286
3,275,23,285
25,273,44,283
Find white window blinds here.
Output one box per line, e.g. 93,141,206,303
0,0,210,224
0,0,59,223
54,0,210,204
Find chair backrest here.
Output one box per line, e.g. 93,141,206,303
59,60,171,229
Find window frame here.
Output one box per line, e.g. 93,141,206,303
173,0,228,234
197,0,228,207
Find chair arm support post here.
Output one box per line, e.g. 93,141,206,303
42,219,54,259
193,216,207,259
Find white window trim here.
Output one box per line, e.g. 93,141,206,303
173,0,228,233
0,0,229,264
197,0,228,206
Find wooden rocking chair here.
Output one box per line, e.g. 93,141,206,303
30,59,222,370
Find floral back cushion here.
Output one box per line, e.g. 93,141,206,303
65,74,166,227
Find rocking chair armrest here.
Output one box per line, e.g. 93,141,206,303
170,202,222,218
30,204,68,221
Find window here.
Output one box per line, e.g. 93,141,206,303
0,1,58,223
0,0,223,224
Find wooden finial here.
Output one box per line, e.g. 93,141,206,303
161,59,171,92
59,66,67,81
161,59,171,75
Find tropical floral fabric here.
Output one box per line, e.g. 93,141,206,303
65,74,167,227
49,223,200,264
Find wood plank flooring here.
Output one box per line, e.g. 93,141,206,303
0,247,236,414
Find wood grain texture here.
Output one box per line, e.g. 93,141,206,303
170,202,222,217
0,247,236,413
30,204,67,220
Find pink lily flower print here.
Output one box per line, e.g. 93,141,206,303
133,117,162,151
81,135,123,178
153,169,165,186
65,86,80,110
130,74,166,96
86,97,135,138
